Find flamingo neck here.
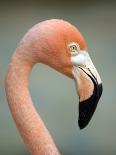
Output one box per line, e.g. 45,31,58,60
5,51,60,155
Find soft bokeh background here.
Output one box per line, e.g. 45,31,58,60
0,0,116,155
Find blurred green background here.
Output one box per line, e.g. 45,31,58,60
0,0,116,155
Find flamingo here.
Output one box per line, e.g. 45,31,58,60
5,19,103,155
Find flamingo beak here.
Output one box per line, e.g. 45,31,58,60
71,51,103,129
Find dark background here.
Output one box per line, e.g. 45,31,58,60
0,0,116,154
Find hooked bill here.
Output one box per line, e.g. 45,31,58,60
78,67,103,129
71,51,103,129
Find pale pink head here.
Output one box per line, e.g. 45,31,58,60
12,19,103,129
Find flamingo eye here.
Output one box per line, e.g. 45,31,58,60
68,42,80,55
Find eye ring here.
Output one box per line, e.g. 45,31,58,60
68,42,80,55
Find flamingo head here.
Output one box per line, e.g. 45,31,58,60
30,19,103,129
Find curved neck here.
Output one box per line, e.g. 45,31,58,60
5,51,60,155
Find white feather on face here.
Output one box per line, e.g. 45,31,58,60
68,42,88,67
71,51,88,67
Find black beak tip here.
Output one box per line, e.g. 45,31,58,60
78,111,91,130
78,119,87,129
78,83,103,130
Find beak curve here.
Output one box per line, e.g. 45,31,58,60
72,52,103,129
78,67,103,129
